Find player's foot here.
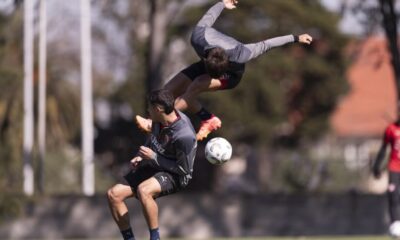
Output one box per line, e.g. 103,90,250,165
196,115,222,141
135,115,152,133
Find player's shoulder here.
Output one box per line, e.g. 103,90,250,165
388,122,399,130
174,131,196,150
173,112,196,137
385,122,400,136
177,111,194,127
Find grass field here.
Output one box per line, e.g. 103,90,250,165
164,237,392,240
168,236,392,240
210,237,391,240
27,236,394,240
68,237,392,240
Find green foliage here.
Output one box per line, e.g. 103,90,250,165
0,6,83,195
45,70,81,146
0,194,25,223
0,8,24,193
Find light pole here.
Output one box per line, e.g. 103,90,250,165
80,0,95,196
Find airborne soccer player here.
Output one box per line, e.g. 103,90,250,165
136,0,313,140
372,109,400,225
107,89,197,240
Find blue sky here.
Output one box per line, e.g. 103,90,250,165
320,0,364,35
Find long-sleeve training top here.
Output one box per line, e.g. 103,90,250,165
190,2,296,64
146,111,197,187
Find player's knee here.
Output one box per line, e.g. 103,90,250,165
136,184,152,200
107,186,122,203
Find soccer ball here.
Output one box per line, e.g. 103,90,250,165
205,137,232,165
389,221,400,238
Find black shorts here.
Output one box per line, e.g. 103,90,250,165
124,166,181,198
389,171,400,186
181,60,245,90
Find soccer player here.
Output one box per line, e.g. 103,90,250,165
107,89,197,240
372,116,400,224
136,0,313,140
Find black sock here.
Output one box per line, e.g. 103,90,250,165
149,228,160,240
196,107,212,121
121,228,135,240
389,189,400,222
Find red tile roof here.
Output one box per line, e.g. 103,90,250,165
330,36,397,137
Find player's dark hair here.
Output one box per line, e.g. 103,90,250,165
147,89,175,114
204,47,229,78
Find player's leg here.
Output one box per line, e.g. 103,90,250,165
107,183,136,240
164,72,193,98
179,64,244,140
136,172,180,240
172,74,222,140
174,74,221,111
136,177,161,230
136,177,163,240
388,171,400,222
178,68,243,140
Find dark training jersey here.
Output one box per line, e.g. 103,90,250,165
384,123,400,172
190,2,297,65
146,111,197,187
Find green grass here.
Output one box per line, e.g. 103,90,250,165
214,237,390,240
166,237,391,240
29,237,393,240
118,237,392,240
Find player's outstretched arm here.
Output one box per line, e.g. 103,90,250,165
233,34,310,63
196,2,226,28
297,33,313,45
222,0,238,9
372,140,388,178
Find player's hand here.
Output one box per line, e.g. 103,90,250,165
222,0,238,9
138,146,156,160
298,34,313,45
130,156,143,169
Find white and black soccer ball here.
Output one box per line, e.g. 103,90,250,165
205,137,232,165
389,221,400,239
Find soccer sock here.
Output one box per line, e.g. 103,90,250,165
388,189,400,222
196,107,212,121
121,228,135,240
149,228,160,240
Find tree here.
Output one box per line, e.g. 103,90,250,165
0,7,24,193
343,0,400,101
379,0,400,100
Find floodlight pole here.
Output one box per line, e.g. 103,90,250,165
23,0,35,196
80,0,95,196
37,0,47,194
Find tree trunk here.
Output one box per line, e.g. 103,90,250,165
37,0,47,194
146,0,168,93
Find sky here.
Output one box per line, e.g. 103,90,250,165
0,0,15,14
320,0,365,35
0,0,369,36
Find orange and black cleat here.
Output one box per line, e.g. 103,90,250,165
196,115,222,141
